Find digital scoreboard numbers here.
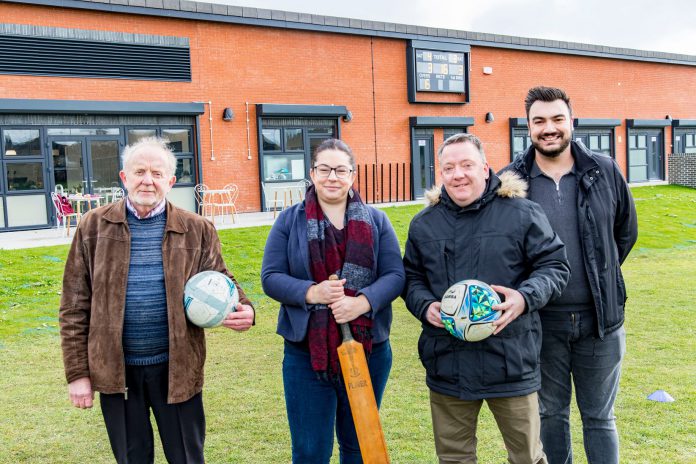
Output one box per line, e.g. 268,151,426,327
415,49,465,93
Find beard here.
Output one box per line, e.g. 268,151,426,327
531,133,571,158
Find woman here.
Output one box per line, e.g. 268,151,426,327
261,139,405,464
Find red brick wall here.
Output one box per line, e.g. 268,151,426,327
2,3,696,210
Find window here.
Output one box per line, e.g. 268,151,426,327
285,128,304,151
574,128,614,157
675,129,696,154
259,120,336,197
4,129,41,157
6,162,44,190
2,128,46,193
127,129,157,145
511,128,531,160
162,128,191,153
262,129,281,151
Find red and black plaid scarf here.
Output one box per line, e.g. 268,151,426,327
305,184,374,379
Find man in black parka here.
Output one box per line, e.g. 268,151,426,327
403,133,570,464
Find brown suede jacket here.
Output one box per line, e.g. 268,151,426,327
59,199,251,404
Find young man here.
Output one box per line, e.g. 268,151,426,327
503,86,638,464
403,133,570,464
59,137,255,463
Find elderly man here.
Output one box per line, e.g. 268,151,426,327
59,137,254,464
403,133,570,464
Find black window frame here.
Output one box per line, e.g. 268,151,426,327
260,124,335,184
573,128,615,158
1,126,47,194
674,127,696,154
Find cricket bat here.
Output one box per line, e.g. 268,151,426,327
332,275,390,463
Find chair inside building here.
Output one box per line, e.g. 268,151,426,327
50,192,81,237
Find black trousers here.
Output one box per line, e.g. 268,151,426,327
99,362,205,464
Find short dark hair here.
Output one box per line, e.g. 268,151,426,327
525,86,573,119
312,138,356,170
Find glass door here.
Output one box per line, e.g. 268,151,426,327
88,138,121,194
50,138,86,194
628,130,664,182
50,136,121,194
412,135,434,199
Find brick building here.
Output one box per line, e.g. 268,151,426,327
1,0,696,230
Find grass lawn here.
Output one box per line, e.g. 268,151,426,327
1,184,695,463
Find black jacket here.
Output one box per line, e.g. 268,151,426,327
502,141,638,338
402,171,570,400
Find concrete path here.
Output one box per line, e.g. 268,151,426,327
0,200,422,250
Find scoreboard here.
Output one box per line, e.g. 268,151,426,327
415,49,465,93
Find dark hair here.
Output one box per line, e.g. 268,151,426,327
312,138,356,170
437,133,486,163
525,86,573,119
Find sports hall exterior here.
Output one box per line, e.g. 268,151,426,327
1,0,695,230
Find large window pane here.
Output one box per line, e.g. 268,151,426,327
6,162,45,190
127,129,157,145
90,140,120,191
629,165,647,182
4,129,41,157
163,128,191,153
263,154,305,181
175,158,194,184
601,135,610,149
52,140,84,194
589,135,600,150
631,149,647,165
285,128,304,151
262,129,281,151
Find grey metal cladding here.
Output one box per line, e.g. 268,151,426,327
0,24,191,81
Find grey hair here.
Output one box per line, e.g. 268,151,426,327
437,133,486,163
121,137,177,177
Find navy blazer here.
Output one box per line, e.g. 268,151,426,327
261,201,405,344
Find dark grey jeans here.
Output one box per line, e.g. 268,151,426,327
538,310,626,464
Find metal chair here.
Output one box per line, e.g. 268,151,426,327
194,183,214,219
111,187,125,203
287,179,311,206
261,182,285,218
219,183,239,223
51,192,81,237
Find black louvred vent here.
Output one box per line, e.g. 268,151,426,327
0,34,191,81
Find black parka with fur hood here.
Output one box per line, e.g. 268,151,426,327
402,170,570,400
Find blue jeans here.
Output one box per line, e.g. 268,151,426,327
282,339,392,464
538,310,626,464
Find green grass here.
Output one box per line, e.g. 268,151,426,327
1,185,695,463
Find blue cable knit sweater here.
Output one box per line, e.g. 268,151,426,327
123,209,169,366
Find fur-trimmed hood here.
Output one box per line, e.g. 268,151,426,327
424,170,528,206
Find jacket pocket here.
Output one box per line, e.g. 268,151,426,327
616,267,627,306
482,315,540,386
418,332,456,383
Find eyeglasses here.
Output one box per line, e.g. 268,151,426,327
313,164,353,179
